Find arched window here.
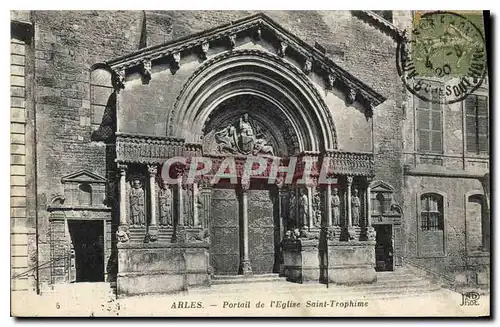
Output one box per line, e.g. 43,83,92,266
420,193,443,231
78,183,92,206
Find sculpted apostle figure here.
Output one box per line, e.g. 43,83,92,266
289,191,297,227
299,189,309,227
331,187,341,226
130,179,145,226
159,186,173,227
352,188,361,226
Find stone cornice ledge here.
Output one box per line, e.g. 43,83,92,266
351,10,403,42
404,166,488,179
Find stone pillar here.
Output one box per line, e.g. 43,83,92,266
117,164,130,242
307,186,314,230
346,177,353,227
366,184,372,227
147,164,158,242
240,181,252,275
174,168,186,243
200,181,212,229
177,176,184,227
326,184,332,227
193,182,199,228
346,176,356,240
365,180,376,241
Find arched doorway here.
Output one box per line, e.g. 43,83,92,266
204,95,293,275
168,50,337,276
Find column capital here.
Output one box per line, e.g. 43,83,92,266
117,163,127,174
346,176,354,185
241,178,250,192
147,163,158,176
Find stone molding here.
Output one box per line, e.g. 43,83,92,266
351,10,403,42
105,13,385,109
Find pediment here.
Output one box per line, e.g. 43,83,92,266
370,180,394,193
61,169,106,184
105,13,386,108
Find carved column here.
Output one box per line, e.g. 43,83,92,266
240,180,252,275
326,184,333,227
117,164,129,242
147,164,158,242
307,186,314,230
193,182,199,228
346,176,356,240
174,167,186,242
365,179,376,241
200,180,212,229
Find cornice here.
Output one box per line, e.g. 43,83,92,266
105,13,386,107
351,10,404,42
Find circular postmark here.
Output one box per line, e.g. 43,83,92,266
397,11,487,104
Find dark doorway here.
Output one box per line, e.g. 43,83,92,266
68,220,104,282
374,224,393,272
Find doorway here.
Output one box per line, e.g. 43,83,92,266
68,220,104,282
374,224,393,272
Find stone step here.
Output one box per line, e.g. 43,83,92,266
190,281,441,298
212,274,286,285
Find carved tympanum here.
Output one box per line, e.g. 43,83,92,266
214,114,274,156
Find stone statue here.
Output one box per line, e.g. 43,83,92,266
289,191,297,228
331,188,341,226
159,186,173,227
299,190,309,227
312,191,322,227
130,179,145,226
352,188,361,226
195,189,203,227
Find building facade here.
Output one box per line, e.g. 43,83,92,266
10,10,489,296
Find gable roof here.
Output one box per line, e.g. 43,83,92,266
61,169,106,184
105,13,386,107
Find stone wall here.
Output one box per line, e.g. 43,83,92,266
11,11,36,292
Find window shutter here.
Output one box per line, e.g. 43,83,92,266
431,131,443,153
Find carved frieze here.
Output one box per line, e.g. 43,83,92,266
324,151,374,176
116,133,185,163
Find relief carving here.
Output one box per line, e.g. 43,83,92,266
158,185,173,227
352,188,361,226
130,178,145,226
214,113,274,156
331,187,341,226
299,189,308,227
312,189,322,227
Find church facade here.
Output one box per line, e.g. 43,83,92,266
10,10,489,296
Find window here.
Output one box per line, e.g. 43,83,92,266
465,95,489,154
420,193,443,231
90,68,113,127
416,94,443,153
